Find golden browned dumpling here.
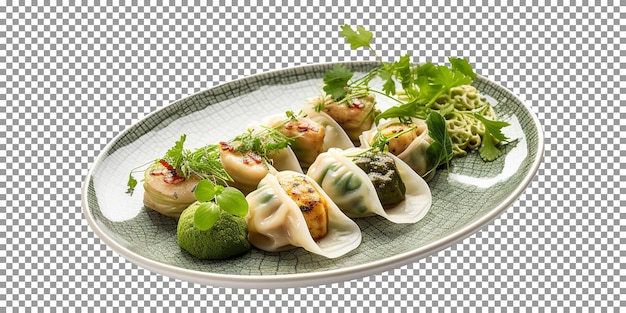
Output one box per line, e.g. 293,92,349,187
277,173,328,241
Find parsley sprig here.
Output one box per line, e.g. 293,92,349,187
325,24,511,163
360,111,454,176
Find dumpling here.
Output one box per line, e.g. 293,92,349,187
304,93,377,144
218,141,302,194
245,170,361,258
142,160,201,218
306,147,431,224
218,124,303,194
139,131,302,217
359,117,437,181
262,113,354,167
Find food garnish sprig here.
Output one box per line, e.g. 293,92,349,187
126,124,295,196
355,111,454,176
221,124,295,166
126,135,232,196
324,24,512,163
192,179,248,230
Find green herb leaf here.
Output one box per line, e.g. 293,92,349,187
473,113,511,161
477,129,502,162
160,135,233,184
379,67,396,96
163,134,186,169
215,187,248,217
323,64,354,100
395,54,413,90
340,25,373,50
473,113,510,142
425,111,454,168
285,110,298,120
374,55,413,97
431,66,473,92
374,100,429,125
411,61,475,107
448,57,476,80
186,144,232,184
193,202,220,231
126,173,137,196
414,62,438,84
193,179,216,202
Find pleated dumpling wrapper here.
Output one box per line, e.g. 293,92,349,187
307,147,432,224
245,170,362,258
359,117,437,181
219,140,302,195
303,93,377,144
261,112,354,167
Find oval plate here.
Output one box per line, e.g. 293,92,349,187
82,62,544,289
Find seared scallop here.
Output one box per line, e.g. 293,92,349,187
219,146,269,194
143,161,200,218
277,174,328,241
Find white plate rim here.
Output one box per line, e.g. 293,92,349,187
81,61,545,289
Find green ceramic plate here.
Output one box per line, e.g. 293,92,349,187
82,62,543,288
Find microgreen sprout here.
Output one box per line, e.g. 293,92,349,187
193,179,248,230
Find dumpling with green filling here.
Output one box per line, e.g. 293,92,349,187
245,170,361,258
359,117,437,181
306,147,431,224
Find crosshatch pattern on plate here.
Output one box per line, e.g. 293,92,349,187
85,67,540,278
1,1,624,311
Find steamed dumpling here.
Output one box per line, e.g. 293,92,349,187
304,93,377,143
142,161,201,218
306,147,431,224
218,142,302,194
262,113,353,167
245,170,361,258
360,117,436,181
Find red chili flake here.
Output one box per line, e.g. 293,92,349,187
164,175,185,184
242,152,263,165
159,159,174,171
248,152,262,164
156,159,185,184
297,123,310,132
149,168,168,176
219,141,233,151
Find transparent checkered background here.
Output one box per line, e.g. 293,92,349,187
1,1,624,311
